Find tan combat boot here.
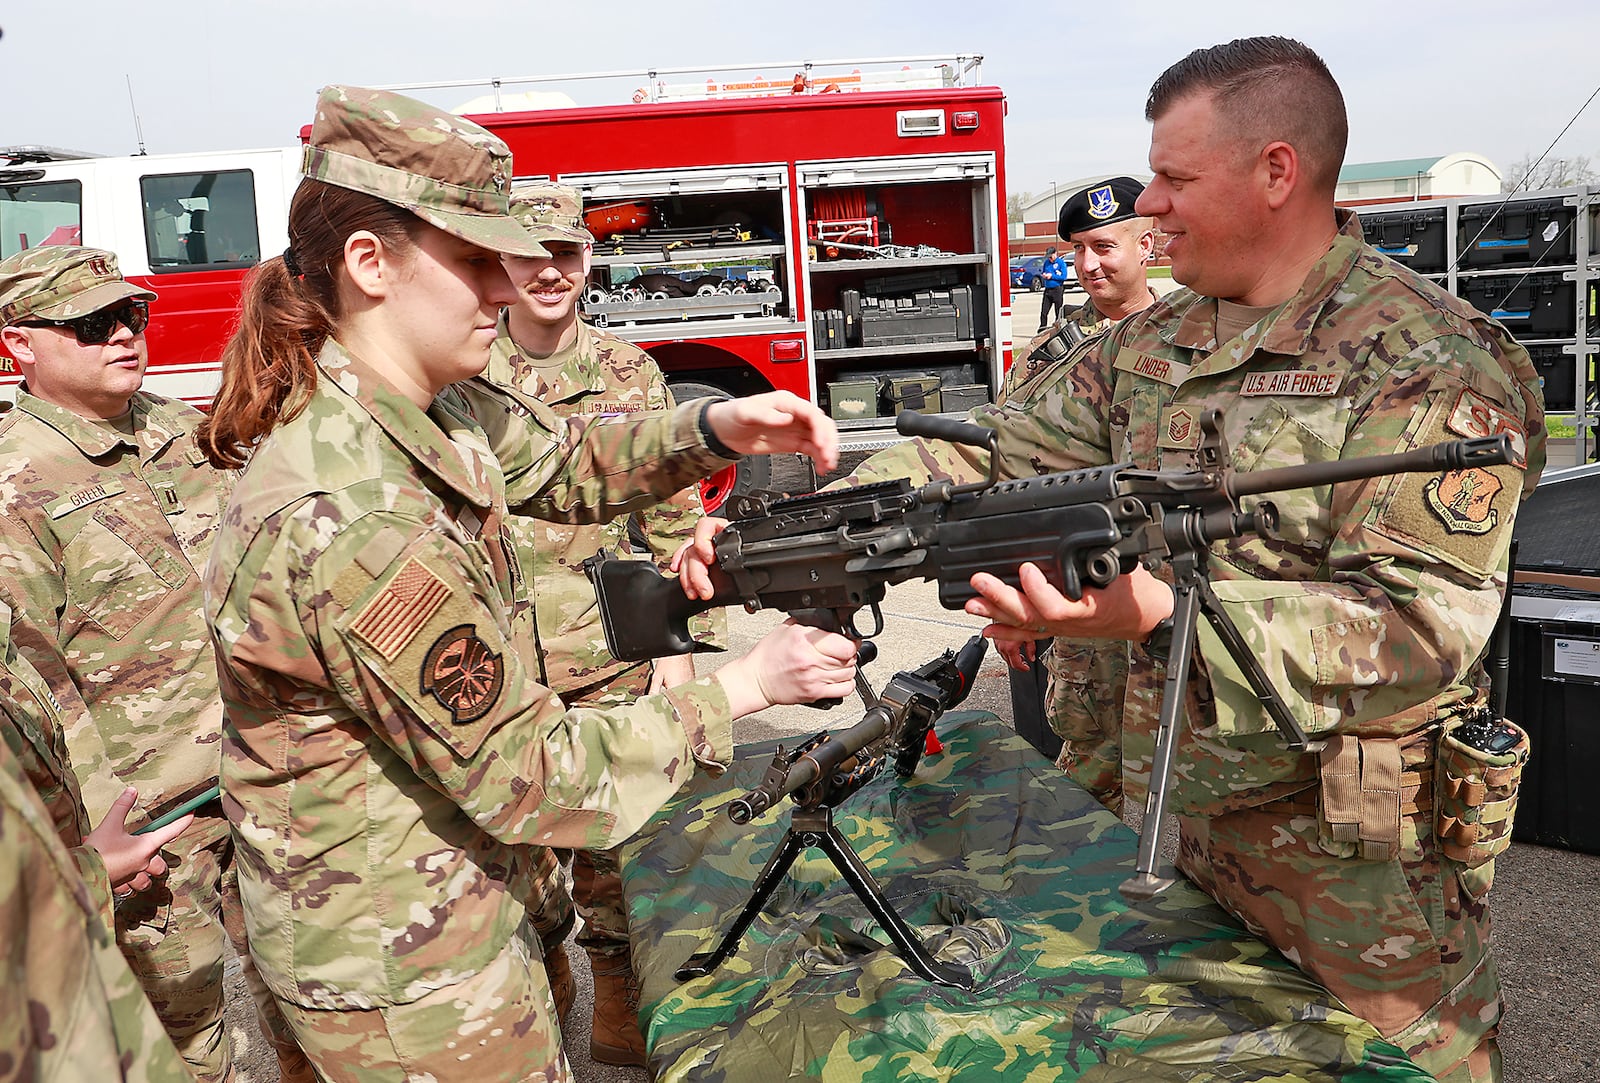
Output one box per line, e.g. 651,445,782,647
544,942,576,1028
587,950,646,1067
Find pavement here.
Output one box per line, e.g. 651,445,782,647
222,295,1600,1081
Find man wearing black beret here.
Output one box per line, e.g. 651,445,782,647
1004,176,1158,402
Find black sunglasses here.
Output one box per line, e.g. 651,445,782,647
22,299,151,345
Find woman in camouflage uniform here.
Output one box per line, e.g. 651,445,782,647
195,85,855,1082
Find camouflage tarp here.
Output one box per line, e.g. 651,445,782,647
620,711,1432,1082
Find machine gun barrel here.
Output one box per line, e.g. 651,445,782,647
1225,434,1512,500
727,705,893,825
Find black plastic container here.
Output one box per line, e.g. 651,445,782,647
1506,588,1600,855
1456,272,1577,338
1457,197,1576,269
1526,344,1577,412
1362,207,1448,273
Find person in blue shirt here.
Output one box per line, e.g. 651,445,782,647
1036,244,1073,330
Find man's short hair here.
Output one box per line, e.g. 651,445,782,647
1144,36,1348,192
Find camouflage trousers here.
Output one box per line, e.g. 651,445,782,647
274,919,569,1082
114,812,312,1083
1042,637,1128,815
1177,802,1501,1082
525,665,653,962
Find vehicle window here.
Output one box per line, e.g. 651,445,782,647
0,179,83,259
140,169,260,270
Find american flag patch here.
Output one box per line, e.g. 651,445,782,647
350,558,451,660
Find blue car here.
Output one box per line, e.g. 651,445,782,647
1010,254,1074,290
1010,256,1046,290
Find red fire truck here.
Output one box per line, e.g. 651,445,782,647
1,56,1011,506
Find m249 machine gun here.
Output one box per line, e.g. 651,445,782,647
674,636,989,990
585,410,1512,902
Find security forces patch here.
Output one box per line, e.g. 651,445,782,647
1424,468,1503,535
1087,185,1119,220
421,624,506,723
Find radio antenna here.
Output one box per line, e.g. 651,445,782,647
125,75,148,156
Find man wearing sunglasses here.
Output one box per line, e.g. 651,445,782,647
0,245,311,1083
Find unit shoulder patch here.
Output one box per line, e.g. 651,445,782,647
420,624,505,724
1424,468,1504,535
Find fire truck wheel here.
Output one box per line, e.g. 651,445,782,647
670,380,774,515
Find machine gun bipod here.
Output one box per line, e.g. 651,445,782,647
674,637,989,991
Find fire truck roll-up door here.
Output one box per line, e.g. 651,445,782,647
798,152,1003,452
557,164,794,339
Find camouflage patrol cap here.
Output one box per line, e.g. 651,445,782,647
0,246,157,328
509,182,594,245
1058,176,1147,238
301,85,549,258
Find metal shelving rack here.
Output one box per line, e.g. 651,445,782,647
1355,185,1597,466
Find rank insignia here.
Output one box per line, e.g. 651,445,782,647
1161,405,1201,449
421,624,505,723
1087,184,1119,220
1424,468,1503,535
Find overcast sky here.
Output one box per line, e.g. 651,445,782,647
4,0,1597,199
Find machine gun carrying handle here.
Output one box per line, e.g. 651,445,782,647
897,410,997,452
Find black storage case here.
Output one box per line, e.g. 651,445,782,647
1526,344,1577,412
840,288,862,346
826,309,846,351
1457,197,1576,268
1362,207,1448,274
859,306,961,346
1456,272,1576,338
862,266,965,296
811,308,830,350
1506,587,1600,855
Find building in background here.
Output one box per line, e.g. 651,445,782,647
1336,153,1501,206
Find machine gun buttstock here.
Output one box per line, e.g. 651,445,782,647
582,550,727,663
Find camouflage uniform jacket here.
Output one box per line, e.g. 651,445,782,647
204,339,740,1011
999,296,1114,404
0,388,233,838
972,211,1546,815
487,316,724,693
0,596,111,917
1,648,189,1083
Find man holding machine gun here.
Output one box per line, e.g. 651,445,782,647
957,38,1541,1082
678,35,1542,1083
